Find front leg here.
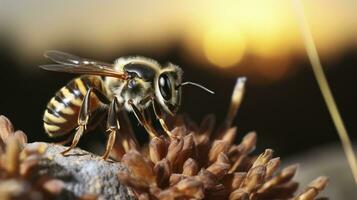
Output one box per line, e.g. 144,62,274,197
128,99,158,138
152,99,172,137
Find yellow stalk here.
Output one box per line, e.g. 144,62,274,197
293,0,357,186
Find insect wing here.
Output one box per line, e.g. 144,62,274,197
40,50,128,79
44,50,84,65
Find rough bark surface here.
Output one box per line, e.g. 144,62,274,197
29,142,135,200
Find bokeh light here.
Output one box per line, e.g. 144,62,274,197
203,24,246,68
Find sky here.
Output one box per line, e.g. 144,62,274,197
0,0,356,72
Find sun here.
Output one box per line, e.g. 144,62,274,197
203,25,246,68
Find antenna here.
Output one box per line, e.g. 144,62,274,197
176,81,215,94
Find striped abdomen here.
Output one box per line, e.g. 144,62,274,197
43,75,105,137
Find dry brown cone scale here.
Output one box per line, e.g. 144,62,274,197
0,115,65,200
117,78,329,200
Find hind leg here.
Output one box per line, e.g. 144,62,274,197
61,88,109,155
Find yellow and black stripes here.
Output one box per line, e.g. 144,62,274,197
43,75,104,137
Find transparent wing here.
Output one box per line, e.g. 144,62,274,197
39,50,128,79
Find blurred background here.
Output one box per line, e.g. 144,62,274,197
0,0,356,198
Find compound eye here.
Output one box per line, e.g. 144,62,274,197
159,74,172,101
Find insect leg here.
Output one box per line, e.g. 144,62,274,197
91,87,111,104
128,99,158,138
61,88,109,155
102,97,121,160
152,99,172,137
61,89,92,155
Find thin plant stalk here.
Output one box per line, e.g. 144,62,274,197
293,0,357,186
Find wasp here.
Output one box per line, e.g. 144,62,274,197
40,51,214,159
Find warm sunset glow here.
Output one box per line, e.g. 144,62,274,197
194,0,297,65
1,0,356,82
203,26,246,68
